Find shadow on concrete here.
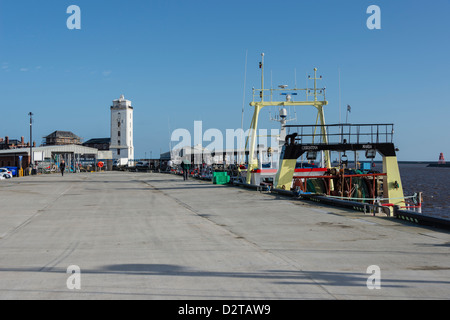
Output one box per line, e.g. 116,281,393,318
10,179,147,184
2,263,450,289
113,185,222,191
100,264,375,288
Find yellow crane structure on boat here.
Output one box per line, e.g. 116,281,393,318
246,53,331,185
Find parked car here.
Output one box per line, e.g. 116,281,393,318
0,168,13,179
135,161,150,171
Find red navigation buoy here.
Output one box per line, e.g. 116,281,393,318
438,153,445,164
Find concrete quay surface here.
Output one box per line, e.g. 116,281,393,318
0,171,449,300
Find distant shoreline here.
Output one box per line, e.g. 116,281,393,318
426,163,450,168
370,161,446,165
399,161,438,164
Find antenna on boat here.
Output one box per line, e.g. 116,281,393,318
294,68,297,88
269,105,297,150
168,116,173,158
269,86,297,124
338,67,342,124
260,53,264,102
241,50,248,132
307,67,323,102
240,50,248,164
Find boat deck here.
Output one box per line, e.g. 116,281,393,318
0,172,449,299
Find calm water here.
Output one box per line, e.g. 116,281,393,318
399,163,450,220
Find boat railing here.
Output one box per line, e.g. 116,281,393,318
251,87,326,103
284,123,394,145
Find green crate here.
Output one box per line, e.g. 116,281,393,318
213,173,230,185
213,171,227,178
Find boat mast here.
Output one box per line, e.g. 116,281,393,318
310,68,331,169
246,53,265,184
246,54,330,184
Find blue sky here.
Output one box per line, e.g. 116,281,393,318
1,0,449,160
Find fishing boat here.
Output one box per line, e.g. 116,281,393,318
238,53,422,216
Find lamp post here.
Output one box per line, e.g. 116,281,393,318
28,112,33,172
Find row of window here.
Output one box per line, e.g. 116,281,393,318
114,138,133,145
116,130,132,140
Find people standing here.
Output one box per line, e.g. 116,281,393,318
60,160,66,177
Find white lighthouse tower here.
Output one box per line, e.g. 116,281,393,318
110,95,134,166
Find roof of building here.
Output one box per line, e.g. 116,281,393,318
83,138,111,145
160,151,171,160
0,144,99,156
44,131,81,139
0,139,22,145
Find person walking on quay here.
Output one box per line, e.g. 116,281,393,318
60,160,66,177
182,159,190,181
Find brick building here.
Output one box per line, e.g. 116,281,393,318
44,131,82,146
0,136,34,150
